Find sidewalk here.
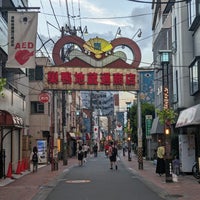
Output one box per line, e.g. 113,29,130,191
0,157,78,200
0,153,199,200
120,152,200,200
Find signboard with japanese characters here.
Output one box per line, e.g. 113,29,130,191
44,66,138,91
44,35,141,91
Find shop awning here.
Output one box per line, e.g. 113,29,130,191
150,117,163,134
0,110,24,128
176,104,200,128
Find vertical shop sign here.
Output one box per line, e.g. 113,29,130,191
145,115,152,139
6,11,38,68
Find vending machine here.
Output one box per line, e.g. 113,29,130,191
179,134,195,173
37,139,48,164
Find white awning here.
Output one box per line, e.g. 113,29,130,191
176,104,200,128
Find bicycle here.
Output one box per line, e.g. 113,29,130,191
192,162,200,179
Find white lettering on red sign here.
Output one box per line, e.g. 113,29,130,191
39,93,50,103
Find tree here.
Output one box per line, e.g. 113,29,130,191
156,108,178,157
129,102,155,155
0,78,6,97
156,108,177,125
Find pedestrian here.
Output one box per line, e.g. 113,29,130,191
172,155,180,175
93,143,98,157
104,142,109,158
30,146,38,173
108,141,118,170
77,145,84,166
127,138,132,161
122,139,127,157
82,143,89,163
156,142,165,176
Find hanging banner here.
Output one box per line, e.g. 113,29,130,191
6,11,38,68
145,115,152,139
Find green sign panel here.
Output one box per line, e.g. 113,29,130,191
145,115,152,139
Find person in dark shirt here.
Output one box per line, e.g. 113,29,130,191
93,143,98,157
108,141,118,170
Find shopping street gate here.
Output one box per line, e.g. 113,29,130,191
44,35,141,91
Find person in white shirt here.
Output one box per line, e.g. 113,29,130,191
82,143,89,162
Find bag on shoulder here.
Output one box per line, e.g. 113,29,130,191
112,147,117,157
78,150,84,157
32,152,38,162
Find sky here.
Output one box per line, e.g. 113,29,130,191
29,0,153,67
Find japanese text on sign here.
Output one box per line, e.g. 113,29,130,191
44,66,139,91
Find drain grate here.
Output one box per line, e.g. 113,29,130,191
40,185,54,189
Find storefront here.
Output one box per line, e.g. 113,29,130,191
150,117,164,158
0,110,24,178
176,104,200,172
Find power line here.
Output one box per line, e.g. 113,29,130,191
33,1,192,67
48,0,61,30
38,2,188,20
39,11,152,20
128,0,187,4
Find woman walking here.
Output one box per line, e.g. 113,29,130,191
156,143,165,176
77,145,84,166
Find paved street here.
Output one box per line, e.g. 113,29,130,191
36,153,163,200
0,151,199,200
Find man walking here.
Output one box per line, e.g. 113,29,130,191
30,146,38,173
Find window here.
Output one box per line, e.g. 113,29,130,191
31,101,44,114
188,0,200,30
29,65,43,81
172,17,177,54
189,57,200,95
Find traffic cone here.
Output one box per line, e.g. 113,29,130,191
20,160,25,172
16,160,21,174
6,162,13,178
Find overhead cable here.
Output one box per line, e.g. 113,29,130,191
128,0,188,4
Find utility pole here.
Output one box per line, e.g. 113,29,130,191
137,91,143,169
159,50,173,183
90,91,94,148
61,26,68,165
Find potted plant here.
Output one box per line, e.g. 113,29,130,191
156,108,177,126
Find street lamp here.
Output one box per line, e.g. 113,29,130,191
115,27,122,38
132,28,142,40
159,50,173,183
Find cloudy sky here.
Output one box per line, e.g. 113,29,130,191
30,0,153,67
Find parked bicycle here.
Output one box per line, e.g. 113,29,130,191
192,162,200,179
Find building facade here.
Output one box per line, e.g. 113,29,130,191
0,0,29,178
152,0,200,172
